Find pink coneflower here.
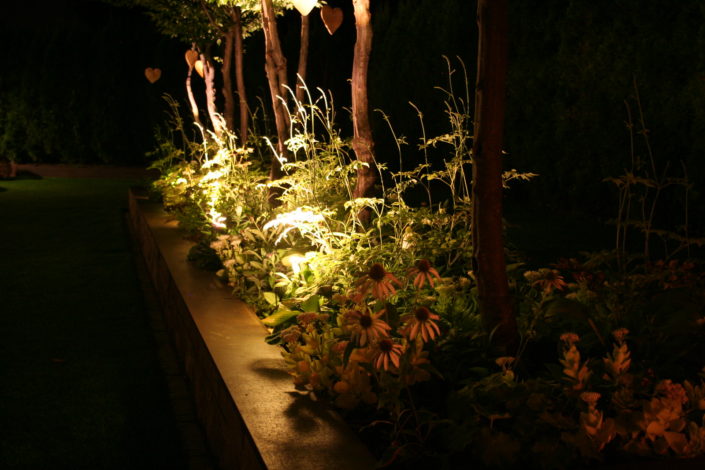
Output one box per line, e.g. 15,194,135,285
345,309,391,346
407,259,441,289
400,306,441,343
372,338,404,371
356,263,402,300
524,268,568,294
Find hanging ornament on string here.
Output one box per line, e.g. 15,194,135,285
292,0,317,16
184,50,198,69
194,60,205,78
144,67,161,83
320,5,343,35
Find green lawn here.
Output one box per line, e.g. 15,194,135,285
0,177,187,469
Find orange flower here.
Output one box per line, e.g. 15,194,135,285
356,263,402,300
655,379,688,405
611,328,629,344
407,259,441,289
280,325,302,344
560,332,580,346
580,391,602,407
400,306,441,343
372,338,404,371
345,308,391,346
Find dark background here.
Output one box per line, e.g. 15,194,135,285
2,0,704,230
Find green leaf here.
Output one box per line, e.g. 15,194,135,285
302,267,315,285
262,291,279,306
300,294,321,313
265,332,281,344
261,309,299,327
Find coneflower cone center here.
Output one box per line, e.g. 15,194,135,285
369,263,387,281
414,307,431,322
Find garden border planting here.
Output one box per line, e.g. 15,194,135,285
127,188,377,470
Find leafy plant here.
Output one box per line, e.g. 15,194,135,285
148,73,705,469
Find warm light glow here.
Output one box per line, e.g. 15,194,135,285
263,208,325,244
282,251,317,274
283,253,306,274
207,207,227,229
292,0,317,16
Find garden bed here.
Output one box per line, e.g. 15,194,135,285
127,188,377,470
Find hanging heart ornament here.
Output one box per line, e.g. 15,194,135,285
184,50,199,69
292,0,317,16
194,60,205,78
144,67,161,83
320,5,343,35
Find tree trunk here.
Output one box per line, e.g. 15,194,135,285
351,0,376,223
296,13,310,103
222,28,235,133
232,7,249,144
185,65,202,128
471,0,518,354
201,51,223,137
260,0,291,195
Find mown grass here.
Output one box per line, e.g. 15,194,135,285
0,177,186,469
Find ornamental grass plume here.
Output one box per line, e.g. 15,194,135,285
355,263,402,300
400,306,441,343
407,259,441,289
345,308,391,346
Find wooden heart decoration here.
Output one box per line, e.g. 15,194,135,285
194,60,205,78
144,67,161,83
320,5,343,35
184,50,198,69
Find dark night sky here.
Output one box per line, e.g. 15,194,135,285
3,0,704,230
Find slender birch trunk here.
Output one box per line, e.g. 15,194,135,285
471,0,518,354
232,7,249,143
351,0,376,223
296,13,310,104
260,0,291,193
222,29,235,133
201,51,223,137
185,65,202,128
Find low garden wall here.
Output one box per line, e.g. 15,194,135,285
127,188,377,470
